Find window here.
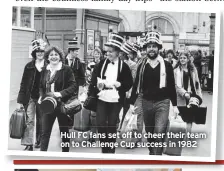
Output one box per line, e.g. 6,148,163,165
20,7,31,28
12,6,34,29
12,7,17,26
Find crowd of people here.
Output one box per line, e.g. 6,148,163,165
15,30,213,155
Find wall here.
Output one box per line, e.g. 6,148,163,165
10,29,35,101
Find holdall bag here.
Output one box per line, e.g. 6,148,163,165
73,107,91,132
9,107,26,139
163,116,187,156
178,106,207,124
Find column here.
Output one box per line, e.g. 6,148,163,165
209,13,216,55
75,9,85,61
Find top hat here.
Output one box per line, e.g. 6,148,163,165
31,39,47,52
105,33,124,49
39,96,57,115
132,43,141,53
144,31,163,49
68,37,79,50
120,42,133,55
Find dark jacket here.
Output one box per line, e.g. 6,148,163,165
65,57,86,86
89,58,133,103
130,58,177,106
39,64,78,103
17,60,47,105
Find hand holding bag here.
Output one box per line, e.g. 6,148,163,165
9,107,26,139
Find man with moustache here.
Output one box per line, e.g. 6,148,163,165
129,31,179,155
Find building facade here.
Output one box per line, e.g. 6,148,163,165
118,10,213,54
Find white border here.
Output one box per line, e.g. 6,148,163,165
6,3,221,163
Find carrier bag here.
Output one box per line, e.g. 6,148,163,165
9,108,26,139
163,116,187,156
73,107,91,132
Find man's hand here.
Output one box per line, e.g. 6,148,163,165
184,92,191,100
173,106,179,118
129,105,138,115
16,103,24,110
113,81,121,88
53,92,62,98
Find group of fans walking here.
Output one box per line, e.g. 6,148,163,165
16,30,211,155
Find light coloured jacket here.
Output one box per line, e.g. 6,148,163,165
174,66,202,106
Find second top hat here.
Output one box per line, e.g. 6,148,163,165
68,37,79,50
105,33,124,49
40,96,57,115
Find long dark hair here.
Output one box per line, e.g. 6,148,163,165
174,52,195,72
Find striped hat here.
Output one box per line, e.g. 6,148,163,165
145,31,163,49
132,43,141,53
68,37,79,49
105,33,124,49
31,39,46,52
120,42,133,55
40,96,57,115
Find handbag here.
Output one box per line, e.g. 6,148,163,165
83,96,97,112
61,96,82,116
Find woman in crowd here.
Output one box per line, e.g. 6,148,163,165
39,46,77,152
17,39,47,151
85,47,103,143
90,33,133,153
174,52,202,135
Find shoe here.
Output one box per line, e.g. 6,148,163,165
24,145,33,151
34,142,40,148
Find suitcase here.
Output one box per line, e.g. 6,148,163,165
163,116,187,156
9,108,26,139
73,107,91,132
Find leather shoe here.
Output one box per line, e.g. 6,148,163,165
24,145,33,151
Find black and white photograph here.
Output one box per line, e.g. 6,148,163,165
8,6,219,161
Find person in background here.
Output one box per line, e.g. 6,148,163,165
165,49,177,68
39,46,77,152
119,42,137,130
174,52,202,136
193,50,202,84
90,33,133,153
208,50,214,94
85,47,103,143
17,39,47,151
65,37,86,96
130,31,179,155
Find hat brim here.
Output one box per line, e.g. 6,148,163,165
143,41,163,50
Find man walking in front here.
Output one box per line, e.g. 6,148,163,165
130,31,179,155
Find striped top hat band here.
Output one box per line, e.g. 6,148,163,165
31,39,46,52
132,43,141,53
120,42,133,54
68,37,79,49
145,31,163,49
106,33,124,49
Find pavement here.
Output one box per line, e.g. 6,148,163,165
8,91,213,157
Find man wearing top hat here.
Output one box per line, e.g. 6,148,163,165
89,33,133,153
65,37,86,96
130,31,179,155
16,39,48,151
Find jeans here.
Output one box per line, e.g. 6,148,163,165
142,98,170,155
90,111,97,140
21,98,42,146
40,107,70,152
96,100,122,153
